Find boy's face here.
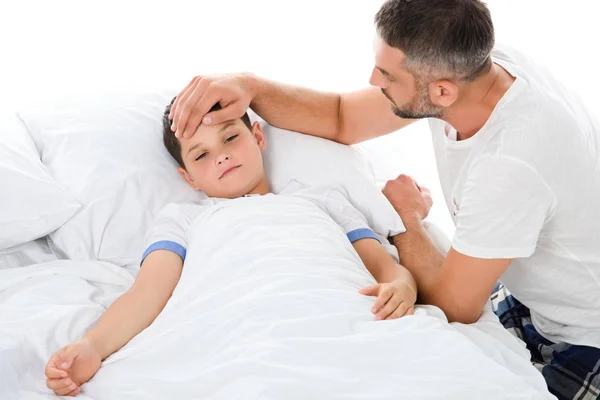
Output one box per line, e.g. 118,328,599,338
177,119,267,198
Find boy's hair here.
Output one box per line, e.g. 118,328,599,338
162,97,253,169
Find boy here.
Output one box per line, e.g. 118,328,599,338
44,99,417,397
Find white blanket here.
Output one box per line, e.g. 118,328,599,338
0,195,553,399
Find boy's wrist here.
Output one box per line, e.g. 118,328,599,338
82,333,110,361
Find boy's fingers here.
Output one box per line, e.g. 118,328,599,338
65,386,81,397
385,302,409,320
371,288,393,315
46,377,73,390
54,382,78,397
45,362,68,379
375,294,402,320
359,284,380,296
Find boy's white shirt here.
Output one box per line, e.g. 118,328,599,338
144,180,404,266
429,45,600,347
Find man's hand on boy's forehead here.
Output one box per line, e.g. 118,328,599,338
169,74,254,139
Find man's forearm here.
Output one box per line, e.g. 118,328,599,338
392,219,445,304
247,74,342,142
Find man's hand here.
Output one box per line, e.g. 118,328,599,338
360,278,417,320
45,338,102,396
382,174,432,224
169,73,256,139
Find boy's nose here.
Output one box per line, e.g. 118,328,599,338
216,154,230,165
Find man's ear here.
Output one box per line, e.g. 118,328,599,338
178,167,200,191
251,121,267,152
428,80,459,108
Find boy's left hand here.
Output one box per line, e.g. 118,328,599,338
360,279,417,320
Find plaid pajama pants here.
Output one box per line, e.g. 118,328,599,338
491,284,600,400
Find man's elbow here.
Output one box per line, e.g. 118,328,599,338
427,294,483,324
443,305,483,324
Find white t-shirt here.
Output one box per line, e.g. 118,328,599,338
429,45,600,347
142,181,401,265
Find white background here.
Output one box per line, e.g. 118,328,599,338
1,0,598,236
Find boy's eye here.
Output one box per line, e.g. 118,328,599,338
195,152,207,161
225,134,238,143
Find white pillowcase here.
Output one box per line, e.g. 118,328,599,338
17,90,404,267
257,115,405,242
0,113,80,250
17,91,201,267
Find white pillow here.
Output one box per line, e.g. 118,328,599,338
0,113,80,250
17,90,404,266
257,115,405,242
17,90,202,267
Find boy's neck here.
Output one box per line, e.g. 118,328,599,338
247,175,271,196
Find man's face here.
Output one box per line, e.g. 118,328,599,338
370,36,443,119
177,119,267,198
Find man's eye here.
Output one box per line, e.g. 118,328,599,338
195,152,207,161
225,134,238,143
384,75,394,83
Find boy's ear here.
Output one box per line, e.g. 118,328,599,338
178,167,200,191
251,121,267,152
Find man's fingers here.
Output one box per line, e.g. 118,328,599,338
375,294,402,320
203,103,244,127
371,288,393,315
170,77,200,128
46,377,74,391
174,79,208,137
406,306,415,316
170,76,201,120
180,90,223,138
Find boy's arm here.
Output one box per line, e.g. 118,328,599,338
352,238,417,320
84,250,183,360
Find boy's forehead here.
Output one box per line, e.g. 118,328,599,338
181,119,243,150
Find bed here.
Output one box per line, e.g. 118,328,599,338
0,90,554,399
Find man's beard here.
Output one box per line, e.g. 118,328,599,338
382,86,444,120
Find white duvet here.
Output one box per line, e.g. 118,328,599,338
0,195,554,399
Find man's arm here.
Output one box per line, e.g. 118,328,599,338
250,77,415,144
169,74,415,145
392,219,511,324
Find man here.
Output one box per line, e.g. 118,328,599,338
168,1,600,398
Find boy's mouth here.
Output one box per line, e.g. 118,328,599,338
219,165,241,179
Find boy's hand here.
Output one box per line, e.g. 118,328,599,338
45,338,102,397
360,279,417,320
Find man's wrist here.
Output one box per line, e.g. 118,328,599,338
398,211,424,230
243,72,260,101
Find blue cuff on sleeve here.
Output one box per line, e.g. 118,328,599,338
141,240,187,265
347,228,381,244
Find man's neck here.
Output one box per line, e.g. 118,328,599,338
442,63,516,140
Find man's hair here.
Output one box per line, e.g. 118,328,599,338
162,97,253,169
374,0,495,82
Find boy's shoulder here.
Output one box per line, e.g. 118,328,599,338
278,179,348,200
156,198,225,220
